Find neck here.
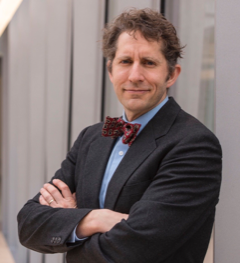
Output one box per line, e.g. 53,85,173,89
124,95,168,122
125,112,143,122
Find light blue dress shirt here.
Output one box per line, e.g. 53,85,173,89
99,96,169,208
69,96,169,242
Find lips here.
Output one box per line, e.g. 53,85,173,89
124,89,149,91
124,89,149,93
123,83,150,92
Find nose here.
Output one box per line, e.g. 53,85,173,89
128,62,144,83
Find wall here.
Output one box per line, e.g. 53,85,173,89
215,0,240,262
1,0,72,262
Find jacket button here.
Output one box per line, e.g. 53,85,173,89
57,237,61,243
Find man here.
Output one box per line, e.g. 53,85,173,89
18,8,222,263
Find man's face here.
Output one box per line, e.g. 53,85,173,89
108,31,181,121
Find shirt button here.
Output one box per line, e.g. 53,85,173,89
119,151,124,156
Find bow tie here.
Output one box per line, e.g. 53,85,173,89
102,116,141,146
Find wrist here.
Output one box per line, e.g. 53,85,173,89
76,210,99,238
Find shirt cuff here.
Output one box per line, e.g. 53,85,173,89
67,225,88,243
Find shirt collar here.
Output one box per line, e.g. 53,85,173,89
122,96,169,134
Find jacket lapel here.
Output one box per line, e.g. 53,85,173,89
104,97,181,210
104,122,156,210
81,136,116,209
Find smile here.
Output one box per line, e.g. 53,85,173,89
124,90,149,93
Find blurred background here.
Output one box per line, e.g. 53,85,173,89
0,0,239,263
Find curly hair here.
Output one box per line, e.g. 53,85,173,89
102,8,184,75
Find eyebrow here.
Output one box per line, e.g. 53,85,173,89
116,56,162,64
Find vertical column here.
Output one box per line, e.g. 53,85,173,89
71,0,105,144
215,0,240,262
28,1,47,262
0,27,9,242
6,1,30,262
44,0,71,182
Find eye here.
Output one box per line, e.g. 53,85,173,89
120,59,131,64
144,60,155,66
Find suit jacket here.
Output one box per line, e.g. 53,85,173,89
18,98,222,263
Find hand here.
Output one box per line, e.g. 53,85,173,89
76,209,129,238
39,179,77,208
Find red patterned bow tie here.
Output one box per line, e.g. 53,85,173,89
102,116,141,146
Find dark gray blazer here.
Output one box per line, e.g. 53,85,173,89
18,98,222,263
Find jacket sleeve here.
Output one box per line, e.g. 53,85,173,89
66,131,222,263
17,127,92,253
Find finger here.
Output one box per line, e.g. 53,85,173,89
39,193,59,208
52,179,73,199
40,187,57,206
39,195,49,206
43,183,64,203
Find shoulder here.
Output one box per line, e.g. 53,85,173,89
74,122,104,145
175,109,220,146
152,98,221,155
67,122,104,160
165,109,222,162
160,97,220,144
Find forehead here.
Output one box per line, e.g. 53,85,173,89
115,31,162,56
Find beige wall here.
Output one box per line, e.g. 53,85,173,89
215,0,240,262
1,0,72,262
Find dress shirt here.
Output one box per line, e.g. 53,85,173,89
69,96,169,242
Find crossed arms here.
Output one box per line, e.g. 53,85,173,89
39,179,128,238
17,118,222,262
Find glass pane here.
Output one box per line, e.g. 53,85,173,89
166,0,215,132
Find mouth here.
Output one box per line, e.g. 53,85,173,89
124,89,149,94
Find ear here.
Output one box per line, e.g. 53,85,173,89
107,60,113,82
166,64,181,88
